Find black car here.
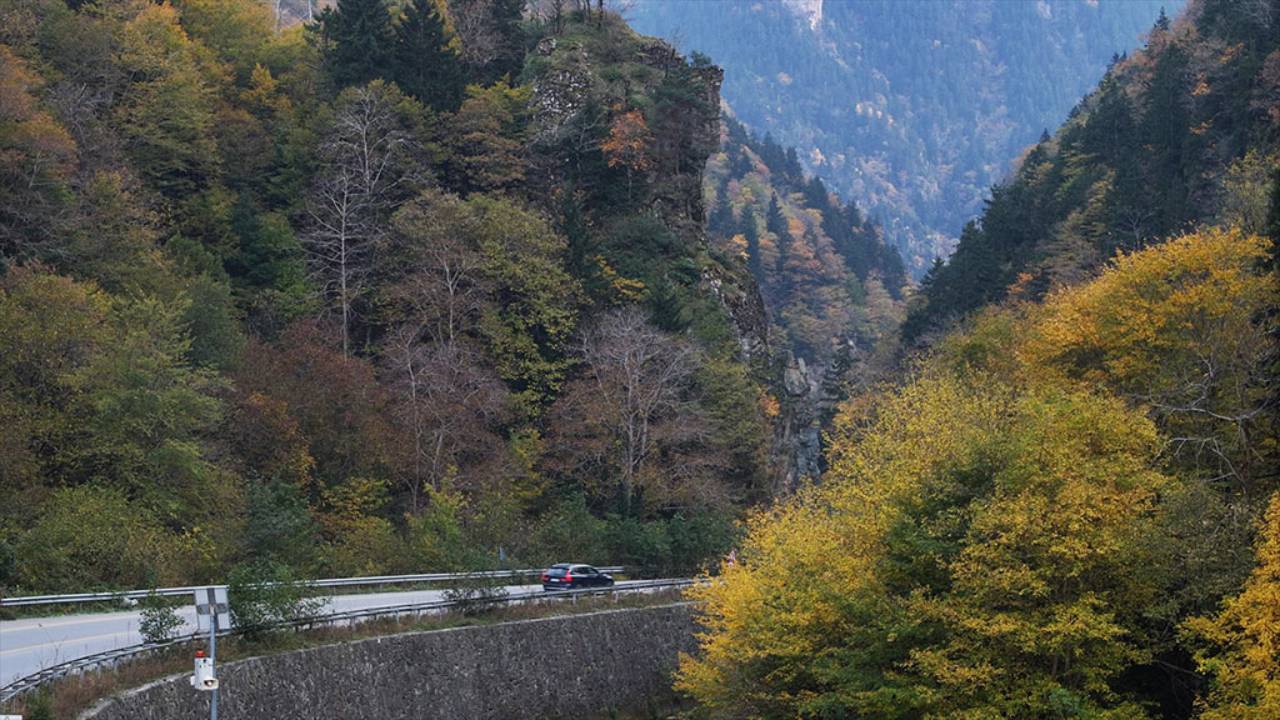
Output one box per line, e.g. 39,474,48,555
541,563,614,591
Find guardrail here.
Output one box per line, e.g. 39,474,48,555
0,578,695,705
0,567,626,608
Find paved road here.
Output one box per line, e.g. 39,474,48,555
0,581,649,687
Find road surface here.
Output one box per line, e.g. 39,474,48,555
0,581,652,687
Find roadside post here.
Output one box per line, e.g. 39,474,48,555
192,587,230,720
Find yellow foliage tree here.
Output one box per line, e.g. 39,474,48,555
678,371,1173,719
1186,492,1280,720
1020,228,1277,490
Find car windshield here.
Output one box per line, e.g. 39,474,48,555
546,566,568,577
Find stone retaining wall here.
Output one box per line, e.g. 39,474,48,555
81,603,696,720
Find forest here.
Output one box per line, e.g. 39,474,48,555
629,0,1179,274
1,0,1278,717
906,1,1280,340
701,116,909,491
0,0,788,591
680,0,1280,718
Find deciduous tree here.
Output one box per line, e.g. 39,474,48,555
1021,229,1277,491
601,108,653,199
304,81,424,355
678,374,1175,719
444,81,529,193
1187,491,1280,719
545,308,723,515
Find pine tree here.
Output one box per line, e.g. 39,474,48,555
707,189,734,236
1140,41,1192,238
766,193,787,241
486,0,527,82
1154,6,1170,32
319,0,394,88
391,0,463,110
802,176,828,212
1083,78,1137,167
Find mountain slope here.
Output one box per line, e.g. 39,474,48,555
0,0,772,590
628,0,1179,273
704,116,907,490
706,117,905,367
905,0,1280,341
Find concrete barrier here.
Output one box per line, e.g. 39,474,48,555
81,603,696,720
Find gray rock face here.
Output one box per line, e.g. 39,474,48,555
81,604,697,720
700,265,769,362
529,44,594,144
782,356,809,397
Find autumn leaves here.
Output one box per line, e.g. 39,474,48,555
679,230,1279,718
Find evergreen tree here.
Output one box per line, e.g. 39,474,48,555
485,0,527,82
391,0,463,110
765,193,790,282
802,176,828,212
765,193,787,240
707,191,734,236
1084,78,1138,167
318,0,394,88
1154,6,1170,32
1140,41,1192,238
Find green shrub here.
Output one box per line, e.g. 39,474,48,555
16,486,177,592
665,512,739,576
603,515,671,574
0,538,15,587
442,573,510,616
226,559,324,640
530,494,606,564
138,591,184,644
405,486,481,571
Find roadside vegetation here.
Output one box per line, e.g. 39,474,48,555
4,589,688,720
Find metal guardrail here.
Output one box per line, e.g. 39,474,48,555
0,578,696,705
0,567,625,608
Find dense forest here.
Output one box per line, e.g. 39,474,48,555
680,0,1280,718
684,226,1279,719
702,116,908,490
907,0,1280,340
0,0,784,591
629,0,1177,273
2,0,1279,717
706,117,906,369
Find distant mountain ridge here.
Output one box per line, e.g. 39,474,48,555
628,0,1180,274
905,0,1280,341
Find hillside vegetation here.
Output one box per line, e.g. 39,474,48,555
907,0,1280,340
0,0,775,591
700,116,909,490
681,226,1279,719
3,2,1279,717
629,0,1177,273
706,117,906,370
677,1,1280,717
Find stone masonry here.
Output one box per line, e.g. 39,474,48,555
80,603,697,720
